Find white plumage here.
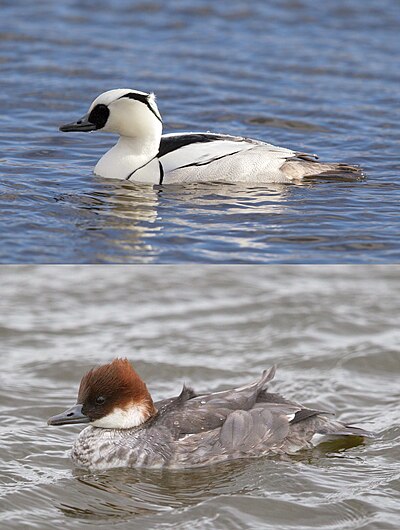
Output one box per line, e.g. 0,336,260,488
60,88,361,184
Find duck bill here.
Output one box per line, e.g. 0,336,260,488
48,404,90,426
59,116,96,132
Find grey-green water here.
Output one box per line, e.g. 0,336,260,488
0,266,399,528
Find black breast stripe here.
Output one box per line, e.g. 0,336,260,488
125,155,158,181
159,161,164,184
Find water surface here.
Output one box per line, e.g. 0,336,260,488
1,0,399,263
0,266,399,528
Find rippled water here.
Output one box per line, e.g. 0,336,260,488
1,0,400,263
0,266,399,529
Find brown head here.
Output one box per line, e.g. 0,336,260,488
48,358,157,429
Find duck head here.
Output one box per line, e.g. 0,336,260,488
48,358,157,429
59,89,163,139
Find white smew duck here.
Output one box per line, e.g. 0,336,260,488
60,89,360,184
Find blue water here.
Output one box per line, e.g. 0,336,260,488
1,0,399,263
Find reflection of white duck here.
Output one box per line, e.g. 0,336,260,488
60,89,360,185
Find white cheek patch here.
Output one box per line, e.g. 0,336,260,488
92,404,148,429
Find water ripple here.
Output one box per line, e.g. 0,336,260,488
0,266,399,528
0,0,400,263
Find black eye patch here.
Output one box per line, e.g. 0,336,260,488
88,104,110,129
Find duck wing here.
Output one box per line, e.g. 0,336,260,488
152,369,373,466
158,132,264,158
153,367,278,437
158,132,295,175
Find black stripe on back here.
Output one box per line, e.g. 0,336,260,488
158,133,228,158
176,149,241,170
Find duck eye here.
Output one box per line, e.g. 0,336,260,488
96,396,105,405
87,104,109,130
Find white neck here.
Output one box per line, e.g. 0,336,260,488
91,402,153,429
94,125,162,182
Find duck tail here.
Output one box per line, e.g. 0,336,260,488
338,424,376,438
319,421,375,438
282,154,363,179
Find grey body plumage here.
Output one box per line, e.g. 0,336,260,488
65,366,373,471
